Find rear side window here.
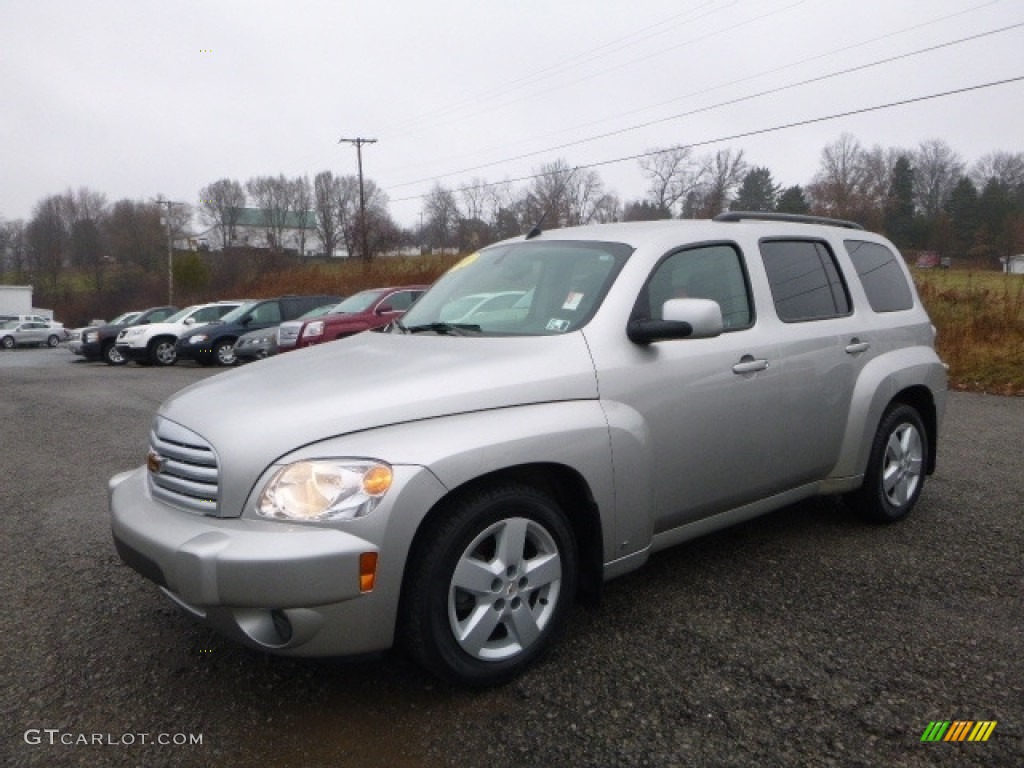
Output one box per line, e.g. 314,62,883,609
760,240,851,322
844,240,914,312
250,302,282,324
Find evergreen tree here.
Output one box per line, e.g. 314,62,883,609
885,155,918,248
943,176,979,254
775,185,809,214
731,167,779,212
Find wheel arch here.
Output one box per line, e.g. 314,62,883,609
889,384,938,475
402,462,604,608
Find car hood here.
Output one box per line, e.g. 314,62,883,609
158,331,599,513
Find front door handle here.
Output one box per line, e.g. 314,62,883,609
845,338,870,355
732,355,769,375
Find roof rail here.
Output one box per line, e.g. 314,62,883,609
713,211,864,230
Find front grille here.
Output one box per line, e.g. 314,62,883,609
148,418,220,515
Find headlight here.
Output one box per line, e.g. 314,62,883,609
123,328,143,340
303,321,324,338
84,331,97,342
189,334,208,344
257,460,393,522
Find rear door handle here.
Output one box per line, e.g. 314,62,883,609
845,339,870,355
732,355,769,375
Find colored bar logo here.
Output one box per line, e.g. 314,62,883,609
921,721,997,742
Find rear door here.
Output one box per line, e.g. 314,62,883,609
756,237,875,480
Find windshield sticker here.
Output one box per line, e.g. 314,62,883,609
545,318,570,332
446,251,479,274
562,292,583,311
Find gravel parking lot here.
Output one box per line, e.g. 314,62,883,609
2,347,1021,767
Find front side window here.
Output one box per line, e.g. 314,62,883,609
637,243,753,330
381,291,416,312
400,240,631,335
844,239,914,312
760,239,851,322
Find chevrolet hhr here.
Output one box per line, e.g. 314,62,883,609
110,213,947,685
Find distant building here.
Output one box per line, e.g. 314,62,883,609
1003,254,1024,274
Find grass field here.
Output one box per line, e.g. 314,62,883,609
912,269,1024,396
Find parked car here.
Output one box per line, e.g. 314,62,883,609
278,286,427,352
69,312,141,357
115,301,243,366
0,320,65,349
437,291,527,322
176,295,340,366
235,303,338,362
111,213,947,686
80,307,178,365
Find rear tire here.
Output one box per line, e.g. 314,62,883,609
214,340,236,366
402,483,577,686
47,335,60,347
854,403,928,523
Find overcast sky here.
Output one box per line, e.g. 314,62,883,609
2,0,1022,230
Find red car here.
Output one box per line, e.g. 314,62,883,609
279,285,428,351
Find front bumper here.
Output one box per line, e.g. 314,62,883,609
109,464,446,656
174,338,213,363
116,344,151,362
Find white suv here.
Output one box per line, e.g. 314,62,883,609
115,302,242,366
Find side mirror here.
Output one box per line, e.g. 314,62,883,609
627,298,723,345
184,317,195,326
376,304,394,315
240,315,252,326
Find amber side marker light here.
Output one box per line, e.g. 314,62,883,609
359,552,378,593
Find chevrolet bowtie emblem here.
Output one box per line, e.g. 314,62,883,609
147,450,166,474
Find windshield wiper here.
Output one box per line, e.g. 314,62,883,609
403,322,481,336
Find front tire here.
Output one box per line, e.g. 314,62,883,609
103,341,127,365
1,336,14,349
854,403,928,523
402,484,577,686
148,339,177,366
47,335,60,348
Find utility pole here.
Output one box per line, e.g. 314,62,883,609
338,137,377,260
155,198,183,305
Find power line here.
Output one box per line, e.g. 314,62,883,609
387,21,1024,191
383,0,803,141
381,0,736,137
377,0,1000,180
388,75,1024,204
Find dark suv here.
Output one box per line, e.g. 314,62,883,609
176,295,340,366
80,306,178,365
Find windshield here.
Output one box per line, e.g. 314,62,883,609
164,306,200,323
329,291,384,315
300,303,338,320
111,311,141,325
218,301,259,323
400,240,631,335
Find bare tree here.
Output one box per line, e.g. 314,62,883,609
290,176,312,256
199,179,246,249
246,175,295,251
104,199,164,270
638,147,703,216
313,171,343,258
524,160,613,228
807,133,866,218
26,196,71,290
687,148,747,218
422,183,461,249
459,177,490,224
913,139,965,219
970,151,1024,191
3,220,28,280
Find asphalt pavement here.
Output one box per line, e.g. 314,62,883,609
2,347,1021,767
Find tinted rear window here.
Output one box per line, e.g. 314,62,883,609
844,240,914,312
760,240,851,322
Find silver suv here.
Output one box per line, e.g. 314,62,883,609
110,213,947,685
